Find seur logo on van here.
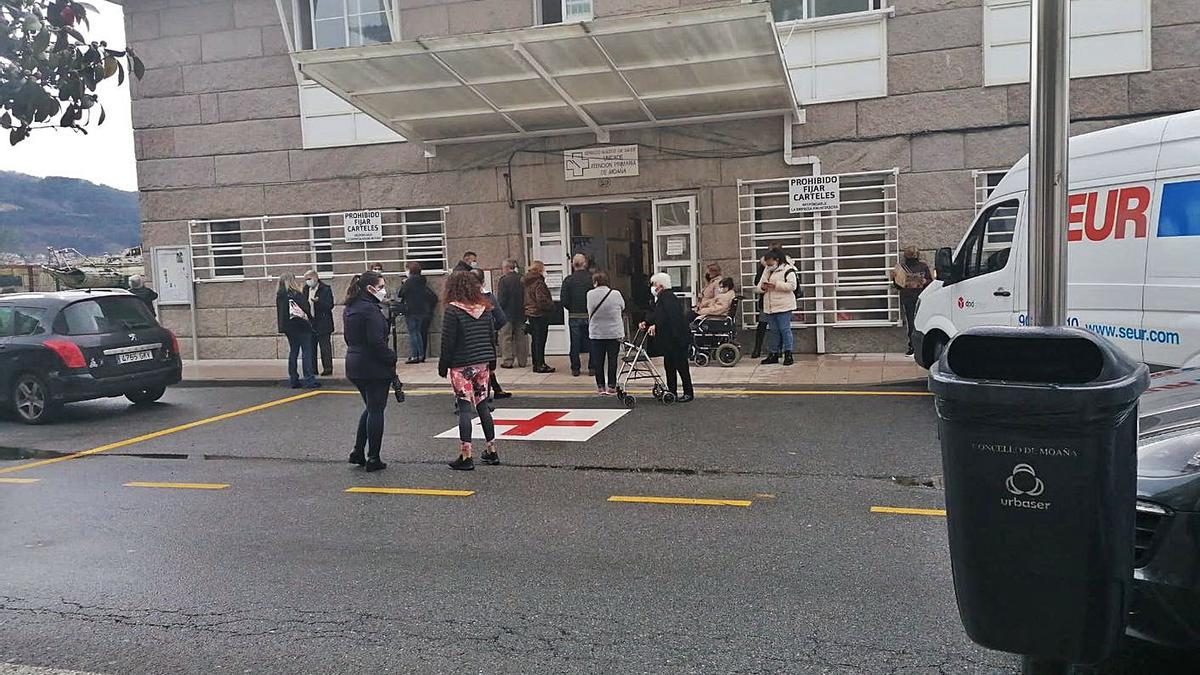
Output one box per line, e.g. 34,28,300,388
1067,185,1151,242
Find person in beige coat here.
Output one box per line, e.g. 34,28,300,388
696,277,736,318
754,249,798,365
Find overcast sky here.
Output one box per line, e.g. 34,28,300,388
0,0,137,192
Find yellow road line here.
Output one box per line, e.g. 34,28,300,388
0,477,40,484
608,495,752,507
124,482,230,490
0,390,323,476
871,506,947,517
345,487,475,497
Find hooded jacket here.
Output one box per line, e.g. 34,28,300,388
522,271,555,318
438,302,497,376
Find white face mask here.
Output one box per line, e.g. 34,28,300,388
305,278,317,288
371,286,387,301
468,261,479,269
650,285,661,297
765,264,778,272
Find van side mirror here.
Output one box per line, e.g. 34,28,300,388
935,247,954,283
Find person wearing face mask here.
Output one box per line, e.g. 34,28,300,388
276,273,319,389
755,248,798,366
342,271,398,472
691,263,723,318
398,261,436,364
640,273,693,403
452,251,479,273
303,270,335,376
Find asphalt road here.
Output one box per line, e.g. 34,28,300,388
0,385,1193,674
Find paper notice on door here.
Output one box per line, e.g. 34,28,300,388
538,246,562,264
665,236,686,257
545,271,563,287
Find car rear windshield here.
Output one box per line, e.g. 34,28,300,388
57,297,158,335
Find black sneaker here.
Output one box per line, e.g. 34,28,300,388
571,369,581,377
481,450,500,465
677,394,695,403
364,459,387,472
905,347,915,356
494,391,513,399
348,452,366,467
761,353,780,365
782,352,794,366
449,455,475,471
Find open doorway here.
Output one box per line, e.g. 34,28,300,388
568,201,653,326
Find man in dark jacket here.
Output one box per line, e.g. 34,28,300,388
452,251,478,272
559,253,593,377
642,272,693,403
127,275,158,316
495,258,527,368
303,270,335,376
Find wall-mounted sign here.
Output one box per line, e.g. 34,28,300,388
564,145,639,181
151,246,193,306
789,175,841,213
344,210,383,242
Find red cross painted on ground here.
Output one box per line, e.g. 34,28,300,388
490,411,598,436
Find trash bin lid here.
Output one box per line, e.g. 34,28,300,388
929,326,1150,408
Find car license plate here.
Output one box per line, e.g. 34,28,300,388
117,350,153,364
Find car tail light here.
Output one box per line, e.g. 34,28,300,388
167,329,181,356
43,339,86,369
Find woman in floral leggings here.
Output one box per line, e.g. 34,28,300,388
437,271,499,471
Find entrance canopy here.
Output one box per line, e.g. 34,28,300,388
292,2,800,146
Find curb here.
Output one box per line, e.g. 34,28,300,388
175,378,929,392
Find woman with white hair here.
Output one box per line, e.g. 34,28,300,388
275,273,319,389
126,274,158,316
640,272,693,403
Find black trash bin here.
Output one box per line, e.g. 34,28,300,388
929,326,1150,665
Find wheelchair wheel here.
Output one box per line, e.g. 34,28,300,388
715,343,741,367
622,394,636,408
661,391,676,405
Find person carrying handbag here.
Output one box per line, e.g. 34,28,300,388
275,273,319,389
522,260,557,373
586,271,626,395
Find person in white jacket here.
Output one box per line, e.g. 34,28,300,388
754,248,798,365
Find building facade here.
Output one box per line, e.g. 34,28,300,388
124,0,1200,360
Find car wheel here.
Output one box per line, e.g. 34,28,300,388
13,373,57,425
126,386,167,405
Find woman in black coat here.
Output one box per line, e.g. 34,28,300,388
641,272,694,403
398,261,436,364
275,273,318,389
438,271,499,471
343,271,398,472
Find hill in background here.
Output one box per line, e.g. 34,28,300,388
0,171,140,257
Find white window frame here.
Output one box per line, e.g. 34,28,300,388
738,169,901,352
298,81,405,149
189,208,449,283
294,0,398,51
973,170,1008,215
308,215,335,277
772,0,886,23
777,6,891,106
207,221,245,280
534,0,592,26
982,0,1152,86
400,209,449,274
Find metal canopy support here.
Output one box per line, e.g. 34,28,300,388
1026,0,1070,328
510,42,609,143
421,45,527,134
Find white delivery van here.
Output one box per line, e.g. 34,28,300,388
912,110,1200,371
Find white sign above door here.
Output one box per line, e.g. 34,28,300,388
564,145,639,181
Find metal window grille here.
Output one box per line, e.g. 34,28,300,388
772,0,885,22
738,169,900,332
973,169,1008,214
189,207,448,282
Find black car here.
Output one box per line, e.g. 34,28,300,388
0,289,183,424
1130,367,1200,651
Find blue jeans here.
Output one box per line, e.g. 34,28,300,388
286,330,317,386
568,318,591,373
764,311,794,354
405,315,428,360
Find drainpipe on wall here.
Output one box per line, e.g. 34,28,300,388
782,113,826,353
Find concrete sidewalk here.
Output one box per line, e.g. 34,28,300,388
182,352,926,388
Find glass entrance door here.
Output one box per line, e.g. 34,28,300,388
651,196,699,302
529,205,569,355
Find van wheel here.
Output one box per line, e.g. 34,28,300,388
13,373,58,425
929,335,949,365
126,386,167,405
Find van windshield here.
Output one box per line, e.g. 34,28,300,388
58,297,158,335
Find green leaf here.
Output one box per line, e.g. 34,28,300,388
115,59,124,86
33,27,51,54
10,127,29,146
102,54,118,79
